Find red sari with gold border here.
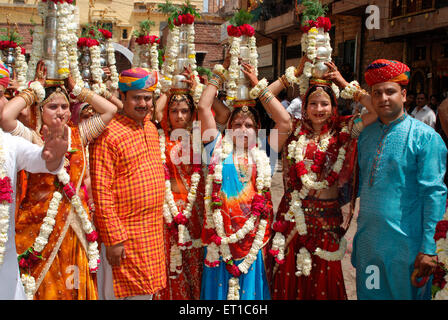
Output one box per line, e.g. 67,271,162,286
15,124,98,300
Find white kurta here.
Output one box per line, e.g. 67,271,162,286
0,132,57,300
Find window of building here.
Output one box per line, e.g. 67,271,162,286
436,0,448,9
405,0,417,14
196,52,206,66
421,0,434,10
391,0,403,18
415,46,426,61
98,22,113,32
442,43,448,59
286,45,301,60
122,29,128,40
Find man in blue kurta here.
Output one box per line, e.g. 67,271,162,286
352,59,447,300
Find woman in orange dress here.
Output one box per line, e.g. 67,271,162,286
153,73,205,300
1,63,117,299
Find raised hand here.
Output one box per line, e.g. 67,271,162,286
181,65,197,92
323,61,349,88
64,73,76,93
295,55,312,77
41,119,69,171
34,60,47,87
241,62,259,87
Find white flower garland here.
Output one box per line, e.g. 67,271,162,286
21,274,36,300
295,247,312,277
14,46,28,92
160,26,180,92
249,78,268,100
105,39,119,91
272,122,350,276
158,129,203,276
89,44,106,95
248,35,258,77
0,129,11,267
56,2,72,79
204,135,271,300
149,42,159,72
340,80,360,100
298,27,337,98
226,36,241,105
185,23,203,104
29,81,46,103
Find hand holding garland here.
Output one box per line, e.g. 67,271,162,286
241,63,292,152
180,65,198,95
197,62,229,142
267,56,311,97
323,61,378,129
66,73,118,127
0,60,48,133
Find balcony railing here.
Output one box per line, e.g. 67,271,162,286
390,0,442,19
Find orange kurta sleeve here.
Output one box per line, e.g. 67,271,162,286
90,132,128,246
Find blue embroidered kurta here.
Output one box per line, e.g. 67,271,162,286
352,114,447,300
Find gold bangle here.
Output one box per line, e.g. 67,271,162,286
102,90,112,100
18,89,36,107
279,75,289,89
354,88,368,102
85,90,95,105
213,71,226,83
78,87,95,104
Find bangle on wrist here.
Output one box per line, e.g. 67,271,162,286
29,81,45,103
278,75,289,89
18,89,37,107
249,78,268,100
353,88,369,103
340,80,361,100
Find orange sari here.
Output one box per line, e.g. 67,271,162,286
15,124,98,300
153,132,204,300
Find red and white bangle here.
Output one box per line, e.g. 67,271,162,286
340,80,361,100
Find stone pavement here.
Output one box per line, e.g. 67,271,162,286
270,161,358,300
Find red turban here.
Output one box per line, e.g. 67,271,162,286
364,59,410,87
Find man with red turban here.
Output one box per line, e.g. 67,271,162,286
352,59,447,299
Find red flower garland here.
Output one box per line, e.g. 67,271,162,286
135,35,160,45
301,16,331,33
77,37,100,48
0,177,13,203
227,24,255,37
98,29,112,39
225,260,242,277
434,220,448,242
173,13,195,26
0,40,18,50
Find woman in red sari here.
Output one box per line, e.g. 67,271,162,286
153,71,205,300
267,60,377,300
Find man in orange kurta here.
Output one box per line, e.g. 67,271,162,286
90,68,166,299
